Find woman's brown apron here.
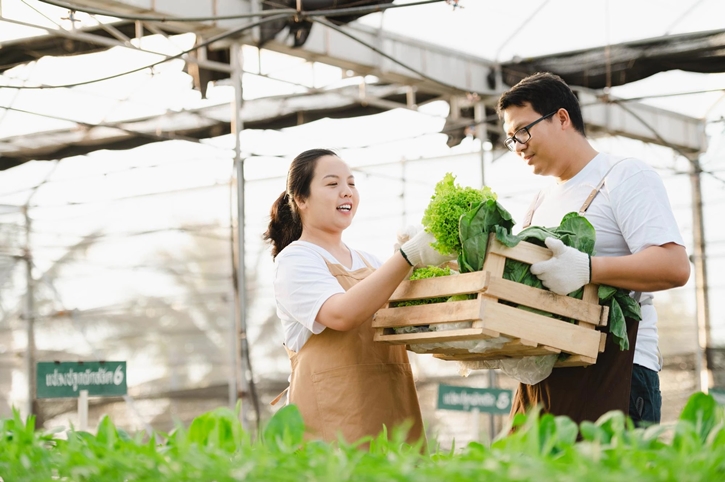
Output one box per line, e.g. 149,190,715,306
277,253,425,446
511,161,639,425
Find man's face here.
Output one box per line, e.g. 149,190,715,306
502,103,561,177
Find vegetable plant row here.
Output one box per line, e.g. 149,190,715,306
1,392,723,481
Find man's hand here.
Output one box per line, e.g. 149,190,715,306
400,228,456,268
530,237,591,295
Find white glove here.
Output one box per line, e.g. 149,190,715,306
530,237,590,295
400,229,456,268
393,225,421,252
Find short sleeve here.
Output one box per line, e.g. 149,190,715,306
274,247,346,333
608,165,685,254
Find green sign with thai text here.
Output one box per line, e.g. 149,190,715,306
437,384,512,414
37,361,127,399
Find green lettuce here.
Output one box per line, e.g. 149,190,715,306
421,173,497,256
392,266,452,307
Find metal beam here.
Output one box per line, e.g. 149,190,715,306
2,0,710,155
577,90,706,154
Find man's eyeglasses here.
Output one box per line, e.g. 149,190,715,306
504,110,558,152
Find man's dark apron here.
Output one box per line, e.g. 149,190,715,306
511,161,639,425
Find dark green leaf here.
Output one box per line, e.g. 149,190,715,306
598,284,617,301
608,298,629,351
616,293,643,321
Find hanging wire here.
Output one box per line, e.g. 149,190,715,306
0,13,293,90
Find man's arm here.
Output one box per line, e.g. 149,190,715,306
591,242,690,292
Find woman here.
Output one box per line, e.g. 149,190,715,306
264,148,450,446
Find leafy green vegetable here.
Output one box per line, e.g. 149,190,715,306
3,393,725,481
409,265,451,281
393,266,452,307
457,199,515,272
422,173,497,256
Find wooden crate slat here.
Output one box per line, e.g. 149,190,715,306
433,344,561,360
480,301,602,359
372,298,483,328
388,271,489,302
487,235,552,265
599,332,607,352
554,355,597,367
583,284,598,303
374,327,495,345
600,305,610,327
482,251,506,278
486,276,606,326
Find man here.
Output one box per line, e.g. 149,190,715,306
497,72,690,426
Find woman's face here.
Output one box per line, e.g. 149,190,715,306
296,155,359,234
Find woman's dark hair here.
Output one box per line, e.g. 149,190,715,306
497,72,586,136
263,148,337,258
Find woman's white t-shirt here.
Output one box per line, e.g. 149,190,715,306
526,153,685,372
273,241,383,352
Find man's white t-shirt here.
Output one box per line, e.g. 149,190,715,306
273,240,383,352
526,152,685,372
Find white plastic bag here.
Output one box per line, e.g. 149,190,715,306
406,321,512,354
457,354,558,385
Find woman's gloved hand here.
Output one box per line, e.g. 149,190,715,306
393,225,421,252
399,227,456,268
530,237,591,295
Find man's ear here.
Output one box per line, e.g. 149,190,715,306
556,108,573,131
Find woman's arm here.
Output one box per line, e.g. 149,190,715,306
590,242,690,292
316,229,454,331
315,251,412,331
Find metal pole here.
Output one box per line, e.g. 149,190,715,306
487,370,496,442
471,407,480,443
228,289,238,409
474,102,487,186
690,155,711,392
231,42,251,429
78,389,89,431
401,158,407,228
23,206,35,418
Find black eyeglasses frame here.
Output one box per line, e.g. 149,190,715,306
504,110,559,152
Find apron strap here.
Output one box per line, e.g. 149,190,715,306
355,250,375,270
578,158,629,214
270,386,289,406
522,191,543,229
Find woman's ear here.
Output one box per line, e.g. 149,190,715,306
295,196,306,211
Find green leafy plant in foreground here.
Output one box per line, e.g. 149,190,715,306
0,392,724,481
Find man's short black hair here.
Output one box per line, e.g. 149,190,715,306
497,72,586,136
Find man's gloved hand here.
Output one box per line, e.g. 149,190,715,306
400,228,456,268
530,237,591,295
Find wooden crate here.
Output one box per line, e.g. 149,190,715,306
372,234,609,367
